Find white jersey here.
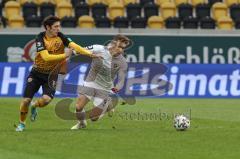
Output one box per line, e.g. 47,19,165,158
85,45,113,91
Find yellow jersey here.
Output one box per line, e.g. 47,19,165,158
34,32,71,74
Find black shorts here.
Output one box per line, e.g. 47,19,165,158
23,69,58,99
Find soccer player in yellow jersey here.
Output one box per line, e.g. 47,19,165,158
15,16,100,132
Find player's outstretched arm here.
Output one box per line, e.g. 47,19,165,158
69,42,92,56
113,62,128,92
39,50,67,62
58,32,102,58
69,42,102,59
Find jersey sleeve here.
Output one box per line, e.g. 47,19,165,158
58,32,73,47
115,59,128,90
36,32,46,52
85,45,104,54
40,50,66,62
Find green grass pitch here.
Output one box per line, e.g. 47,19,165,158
0,98,240,159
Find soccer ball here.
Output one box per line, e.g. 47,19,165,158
174,115,190,131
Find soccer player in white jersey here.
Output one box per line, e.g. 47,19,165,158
71,35,130,130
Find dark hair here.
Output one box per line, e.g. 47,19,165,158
43,16,61,30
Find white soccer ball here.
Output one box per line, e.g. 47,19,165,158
174,115,190,131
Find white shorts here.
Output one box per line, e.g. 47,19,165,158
79,82,110,109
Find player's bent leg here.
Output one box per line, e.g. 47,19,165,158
76,95,89,122
89,107,104,121
71,95,89,130
16,98,32,132
105,97,116,117
16,72,41,131
91,89,111,120
34,94,52,107
30,95,52,122
76,95,89,112
20,98,32,122
89,96,110,121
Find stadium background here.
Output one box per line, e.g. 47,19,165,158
0,0,240,159
0,29,239,98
